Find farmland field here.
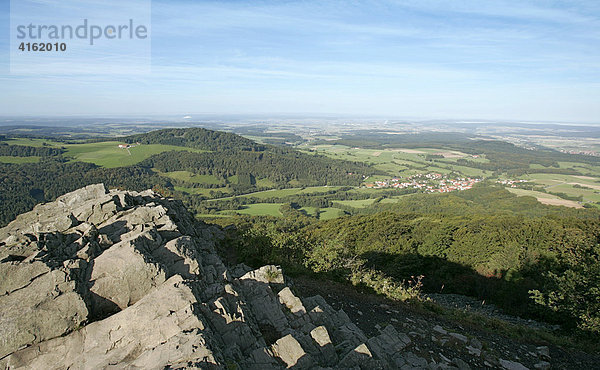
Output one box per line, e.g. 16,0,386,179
506,188,583,208
1,141,210,168
4,138,65,147
301,145,490,180
63,142,210,168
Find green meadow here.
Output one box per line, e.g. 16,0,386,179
5,138,65,147
0,156,41,164
255,178,276,188
4,138,211,168
210,204,347,219
231,203,284,217
334,199,377,208
317,207,345,220
63,142,209,168
208,186,342,201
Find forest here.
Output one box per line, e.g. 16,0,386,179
223,185,600,337
124,127,265,151
0,159,169,227
0,143,64,157
141,149,377,188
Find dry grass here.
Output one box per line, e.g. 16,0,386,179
395,149,426,154
537,198,583,208
433,151,466,158
507,188,583,208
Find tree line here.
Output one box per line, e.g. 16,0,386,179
0,143,64,157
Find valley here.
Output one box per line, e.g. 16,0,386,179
1,121,600,361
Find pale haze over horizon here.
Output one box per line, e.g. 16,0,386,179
0,0,599,123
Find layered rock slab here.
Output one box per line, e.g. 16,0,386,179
3,275,219,369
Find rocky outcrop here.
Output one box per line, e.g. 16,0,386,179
0,184,562,369
0,184,418,369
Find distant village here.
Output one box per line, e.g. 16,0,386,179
364,173,482,193
559,149,600,157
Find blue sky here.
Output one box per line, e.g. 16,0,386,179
0,0,599,122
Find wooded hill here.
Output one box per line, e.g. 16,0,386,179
124,127,265,151
0,128,378,227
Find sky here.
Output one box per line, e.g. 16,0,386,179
0,0,599,122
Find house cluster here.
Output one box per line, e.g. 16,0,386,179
365,173,482,193
559,149,599,157
117,142,141,149
497,179,528,188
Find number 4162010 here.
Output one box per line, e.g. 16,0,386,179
18,42,67,52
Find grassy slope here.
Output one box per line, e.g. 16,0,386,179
0,156,40,164
63,142,209,168
234,203,284,217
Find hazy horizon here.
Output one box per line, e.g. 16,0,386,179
1,0,599,122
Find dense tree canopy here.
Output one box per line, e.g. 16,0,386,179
0,143,64,157
0,159,168,227
124,127,265,151
140,149,377,187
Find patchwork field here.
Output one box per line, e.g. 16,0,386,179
301,145,489,179
529,161,600,177
5,132,600,220
520,173,600,205
507,188,583,208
